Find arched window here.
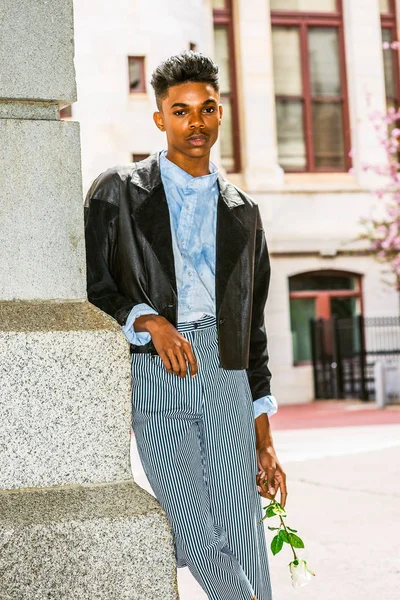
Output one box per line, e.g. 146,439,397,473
289,270,362,364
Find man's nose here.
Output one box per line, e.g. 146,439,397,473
189,112,205,129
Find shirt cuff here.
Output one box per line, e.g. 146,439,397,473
121,303,158,346
253,395,278,420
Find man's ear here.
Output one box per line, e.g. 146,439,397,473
153,111,165,132
218,104,223,125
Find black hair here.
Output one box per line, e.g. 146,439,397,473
151,51,219,109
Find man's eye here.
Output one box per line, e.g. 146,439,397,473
204,107,216,113
174,110,186,116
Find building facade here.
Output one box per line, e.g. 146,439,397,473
71,0,400,404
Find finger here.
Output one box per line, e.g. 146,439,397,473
175,347,188,378
266,467,277,496
167,348,181,377
276,471,288,508
159,351,173,375
256,473,275,500
183,342,198,377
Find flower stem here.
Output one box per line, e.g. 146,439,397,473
278,514,298,560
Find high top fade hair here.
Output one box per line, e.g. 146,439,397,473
151,51,220,110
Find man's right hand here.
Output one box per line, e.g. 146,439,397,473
134,314,198,378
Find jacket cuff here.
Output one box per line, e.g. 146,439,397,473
253,395,278,420
121,303,158,345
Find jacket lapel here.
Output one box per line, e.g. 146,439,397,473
131,155,177,297
216,175,249,307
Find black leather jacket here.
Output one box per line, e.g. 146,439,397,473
84,153,272,400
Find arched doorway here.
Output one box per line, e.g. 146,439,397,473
289,270,367,399
289,270,363,365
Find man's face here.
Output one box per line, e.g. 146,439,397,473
153,81,223,160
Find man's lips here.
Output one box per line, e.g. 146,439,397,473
187,134,208,147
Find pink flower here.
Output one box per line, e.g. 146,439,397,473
388,205,400,217
391,128,400,138
348,148,354,158
391,41,400,50
348,167,355,174
383,41,390,50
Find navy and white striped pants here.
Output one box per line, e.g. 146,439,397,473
131,315,273,600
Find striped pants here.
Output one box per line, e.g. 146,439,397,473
131,315,273,600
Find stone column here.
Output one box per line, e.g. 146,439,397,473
234,0,284,191
343,0,387,187
0,2,178,598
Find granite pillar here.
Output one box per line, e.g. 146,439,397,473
0,1,178,598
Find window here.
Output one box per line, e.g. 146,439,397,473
212,0,241,172
289,271,362,363
128,56,146,94
380,0,391,14
381,0,400,111
60,105,72,119
132,153,150,163
271,0,337,10
271,0,350,172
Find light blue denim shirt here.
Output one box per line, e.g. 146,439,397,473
122,150,277,419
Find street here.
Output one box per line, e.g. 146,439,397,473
130,401,400,600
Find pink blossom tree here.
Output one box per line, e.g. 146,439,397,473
355,41,400,292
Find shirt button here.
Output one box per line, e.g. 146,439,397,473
188,271,193,277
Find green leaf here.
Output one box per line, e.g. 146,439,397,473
289,533,305,548
270,501,287,517
271,535,283,555
268,526,280,531
287,526,298,533
266,505,277,518
279,529,290,543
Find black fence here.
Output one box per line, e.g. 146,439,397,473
310,315,400,400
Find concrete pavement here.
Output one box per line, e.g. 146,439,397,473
130,401,400,600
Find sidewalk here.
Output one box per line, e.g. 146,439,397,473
130,400,400,600
270,398,400,430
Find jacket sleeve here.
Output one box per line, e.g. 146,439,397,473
84,171,135,326
247,207,273,400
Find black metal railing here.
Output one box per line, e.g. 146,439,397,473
310,315,400,400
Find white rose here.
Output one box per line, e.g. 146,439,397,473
289,559,315,588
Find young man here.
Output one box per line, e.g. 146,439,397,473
84,51,287,600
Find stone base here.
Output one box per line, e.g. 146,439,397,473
0,301,133,489
0,480,179,599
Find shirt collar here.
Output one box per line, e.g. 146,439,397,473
159,149,219,191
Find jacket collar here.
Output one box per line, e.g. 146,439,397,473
130,152,248,307
131,151,244,210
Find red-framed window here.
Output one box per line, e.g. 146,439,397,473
212,0,241,173
380,0,400,111
60,105,72,119
289,270,363,364
128,56,146,94
132,153,150,163
270,0,351,173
